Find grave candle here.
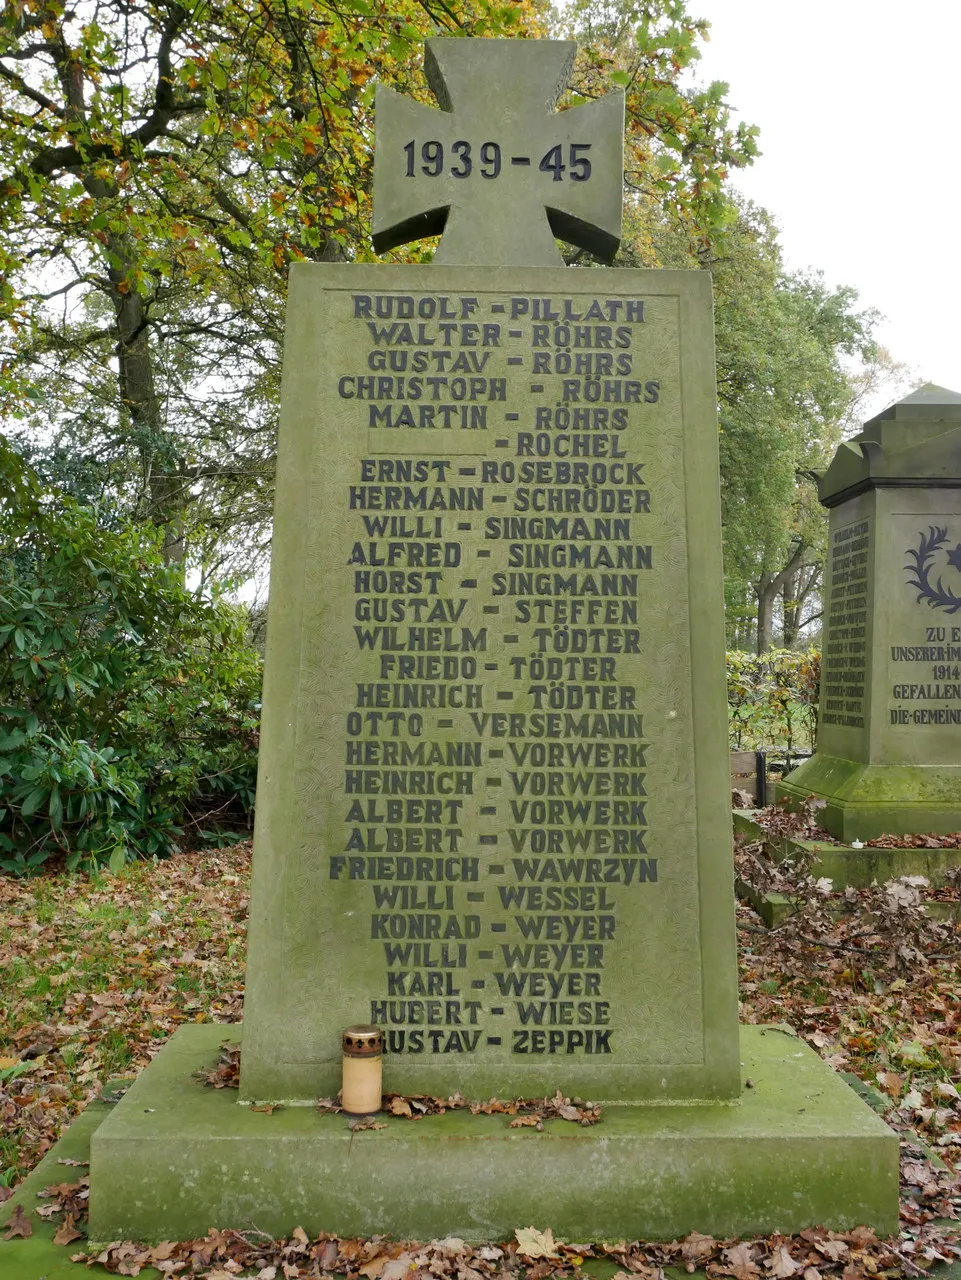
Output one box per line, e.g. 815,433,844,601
341,1025,383,1114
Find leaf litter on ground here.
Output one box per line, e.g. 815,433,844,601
316,1086,600,1127
68,1216,961,1279
2,837,961,1277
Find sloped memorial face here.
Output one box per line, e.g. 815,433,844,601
238,259,741,1103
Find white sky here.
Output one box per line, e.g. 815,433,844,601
686,0,961,405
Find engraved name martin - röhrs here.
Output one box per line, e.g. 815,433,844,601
372,39,624,268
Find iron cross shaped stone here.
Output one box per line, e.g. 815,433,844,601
372,39,624,267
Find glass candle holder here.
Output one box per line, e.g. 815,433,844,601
341,1025,383,1115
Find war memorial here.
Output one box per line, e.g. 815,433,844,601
4,37,900,1250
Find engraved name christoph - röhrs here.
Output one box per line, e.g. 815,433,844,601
329,286,659,1058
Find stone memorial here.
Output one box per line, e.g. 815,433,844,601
83,37,898,1246
780,385,961,841
237,36,742,1106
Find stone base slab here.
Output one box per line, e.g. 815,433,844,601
0,1093,113,1279
734,808,961,889
86,1022,899,1245
777,756,961,843
734,876,797,927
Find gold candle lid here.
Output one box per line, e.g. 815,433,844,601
343,1025,383,1057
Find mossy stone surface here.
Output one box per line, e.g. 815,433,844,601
88,1022,899,1246
0,1095,121,1279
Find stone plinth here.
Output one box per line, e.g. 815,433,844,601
86,1023,899,1245
780,385,961,842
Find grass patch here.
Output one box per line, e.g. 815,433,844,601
0,843,248,1183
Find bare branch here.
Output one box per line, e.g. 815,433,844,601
0,61,66,116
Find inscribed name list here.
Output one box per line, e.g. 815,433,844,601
240,264,739,1104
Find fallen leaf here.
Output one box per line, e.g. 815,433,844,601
847,1226,877,1248
3,1204,32,1239
151,1241,180,1260
681,1230,716,1261
814,1239,848,1262
313,1239,340,1269
723,1241,760,1278
875,1071,903,1099
380,1255,414,1280
767,1244,798,1277
515,1226,561,1259
53,1214,83,1245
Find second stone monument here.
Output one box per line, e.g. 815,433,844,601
780,384,961,840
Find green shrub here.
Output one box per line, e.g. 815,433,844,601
0,441,261,873
727,648,820,754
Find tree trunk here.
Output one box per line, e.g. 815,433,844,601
108,235,185,565
756,572,776,654
755,541,809,654
782,572,800,648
